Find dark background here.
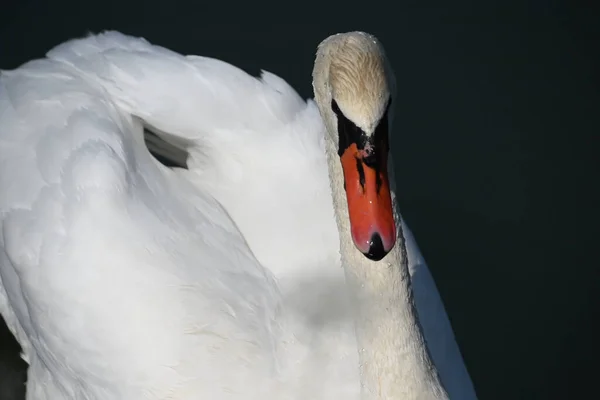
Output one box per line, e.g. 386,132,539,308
0,1,598,399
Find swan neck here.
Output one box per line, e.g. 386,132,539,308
323,135,448,399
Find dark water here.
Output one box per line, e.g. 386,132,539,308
0,1,597,399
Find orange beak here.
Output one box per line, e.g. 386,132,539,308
340,143,396,261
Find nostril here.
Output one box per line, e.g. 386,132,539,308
364,233,387,261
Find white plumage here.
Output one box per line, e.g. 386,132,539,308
0,31,477,399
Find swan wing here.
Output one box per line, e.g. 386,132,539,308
45,31,308,150
0,58,281,398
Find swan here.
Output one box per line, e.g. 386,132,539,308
0,31,477,399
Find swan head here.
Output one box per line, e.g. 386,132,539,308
312,32,396,261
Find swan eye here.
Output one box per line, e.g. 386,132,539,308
331,99,367,157
331,98,342,117
331,98,350,122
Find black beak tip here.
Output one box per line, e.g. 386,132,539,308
363,233,387,261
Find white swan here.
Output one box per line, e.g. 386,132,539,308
0,31,477,399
